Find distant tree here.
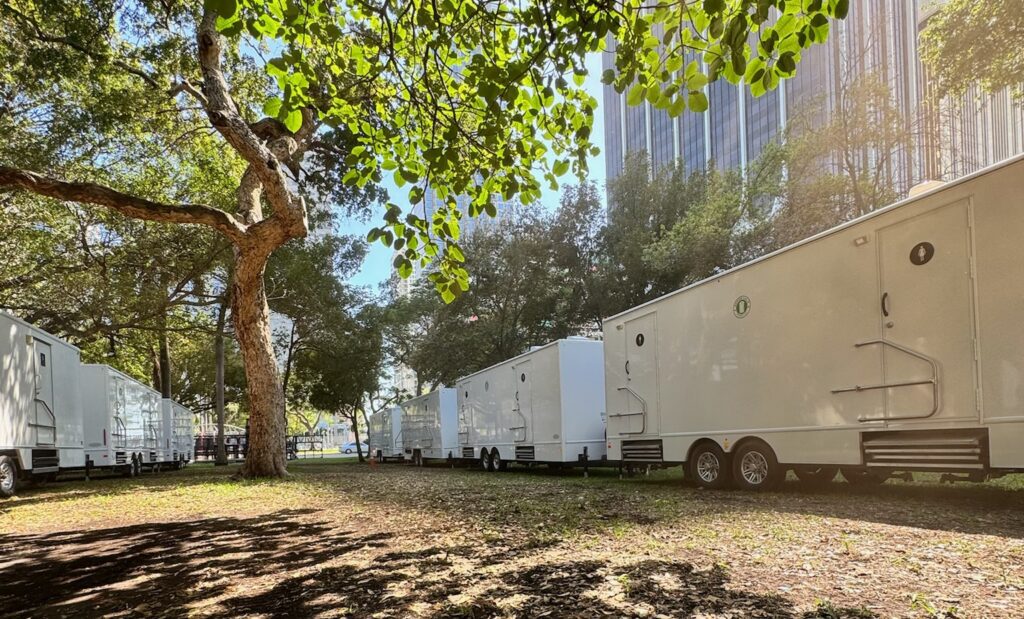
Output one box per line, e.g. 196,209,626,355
919,0,1024,98
601,153,700,311
642,148,783,285
772,73,913,247
297,306,386,463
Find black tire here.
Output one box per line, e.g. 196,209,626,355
731,441,783,491
688,442,732,490
793,465,838,487
491,448,507,472
345,448,353,454
0,455,18,498
133,454,142,477
841,467,888,486
480,449,492,472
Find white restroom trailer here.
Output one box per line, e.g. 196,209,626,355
399,388,458,465
80,364,163,476
1,312,84,497
603,155,1024,490
368,406,403,461
161,399,195,467
457,338,606,471
172,400,194,464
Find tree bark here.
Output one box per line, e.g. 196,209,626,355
214,290,229,466
234,248,288,477
350,409,365,463
158,321,173,399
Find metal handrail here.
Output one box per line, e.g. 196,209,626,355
831,339,941,422
112,416,128,448
31,398,57,446
611,386,647,435
509,402,529,443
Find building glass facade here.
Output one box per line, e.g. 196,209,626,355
602,0,1024,202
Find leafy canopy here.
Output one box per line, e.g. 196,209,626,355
210,0,846,302
919,0,1024,98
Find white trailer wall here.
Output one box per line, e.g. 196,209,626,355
604,155,1024,473
457,338,606,465
160,399,193,464
369,407,402,459
400,388,457,461
1,312,84,474
173,402,194,463
81,364,162,467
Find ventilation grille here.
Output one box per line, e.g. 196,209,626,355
31,449,59,470
115,452,127,465
862,430,987,471
515,446,535,461
621,439,663,463
149,451,157,463
462,447,474,458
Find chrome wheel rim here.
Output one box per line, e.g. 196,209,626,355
481,453,489,470
696,452,720,483
741,451,769,485
0,462,13,492
492,452,500,470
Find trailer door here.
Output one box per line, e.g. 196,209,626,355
512,361,534,443
877,200,978,423
621,313,659,435
33,340,56,446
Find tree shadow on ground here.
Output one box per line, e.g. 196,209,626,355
218,549,875,618
1,505,877,618
372,462,1024,540
0,509,392,618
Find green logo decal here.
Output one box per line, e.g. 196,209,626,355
733,296,751,318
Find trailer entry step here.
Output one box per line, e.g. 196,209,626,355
515,446,535,461
461,447,474,458
622,439,663,463
862,429,987,471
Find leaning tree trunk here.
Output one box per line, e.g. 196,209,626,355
233,249,288,477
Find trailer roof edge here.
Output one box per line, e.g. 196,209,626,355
454,337,601,385
603,153,1024,324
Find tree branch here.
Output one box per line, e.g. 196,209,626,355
0,166,247,242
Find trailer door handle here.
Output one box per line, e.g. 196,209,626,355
625,360,630,375
881,292,890,317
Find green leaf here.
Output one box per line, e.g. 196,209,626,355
626,83,646,106
283,109,302,133
688,90,709,112
205,0,238,19
553,159,570,176
262,97,283,118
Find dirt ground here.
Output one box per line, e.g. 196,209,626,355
0,460,1022,618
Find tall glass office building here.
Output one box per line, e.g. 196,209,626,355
602,0,1024,194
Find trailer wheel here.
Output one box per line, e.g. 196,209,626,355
841,467,887,486
0,456,17,498
731,441,782,491
688,442,731,489
132,454,141,477
490,448,507,472
480,449,492,472
793,465,838,487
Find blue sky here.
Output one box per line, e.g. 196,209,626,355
339,52,608,289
